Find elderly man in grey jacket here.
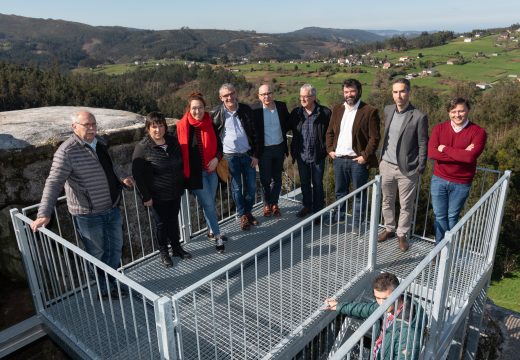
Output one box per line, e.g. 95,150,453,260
31,110,133,298
378,79,428,251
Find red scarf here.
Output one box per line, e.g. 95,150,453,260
177,111,217,178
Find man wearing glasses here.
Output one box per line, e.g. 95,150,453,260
211,83,260,230
31,110,134,299
252,83,290,218
289,84,332,220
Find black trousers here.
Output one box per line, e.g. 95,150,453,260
151,198,181,255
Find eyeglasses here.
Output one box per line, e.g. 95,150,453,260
220,91,235,98
299,95,314,100
259,92,273,97
76,122,97,129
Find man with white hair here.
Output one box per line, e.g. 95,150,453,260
31,110,133,299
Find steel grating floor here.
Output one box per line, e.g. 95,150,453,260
123,198,435,359
41,198,437,359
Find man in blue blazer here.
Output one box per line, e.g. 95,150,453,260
252,83,290,217
378,78,428,251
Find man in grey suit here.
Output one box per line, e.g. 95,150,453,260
378,78,428,251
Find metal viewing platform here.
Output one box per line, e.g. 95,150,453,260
9,167,510,359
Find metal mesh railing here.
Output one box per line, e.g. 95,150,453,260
170,178,382,359
327,171,511,360
10,210,170,359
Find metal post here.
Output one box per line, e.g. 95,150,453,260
367,175,381,270
462,282,488,360
9,209,45,313
424,236,453,358
155,296,177,360
179,190,191,244
486,171,511,265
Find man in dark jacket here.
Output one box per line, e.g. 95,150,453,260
252,83,290,217
289,83,332,218
326,78,380,228
325,272,423,360
211,83,260,230
31,110,133,298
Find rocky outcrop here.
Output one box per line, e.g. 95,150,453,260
0,106,156,279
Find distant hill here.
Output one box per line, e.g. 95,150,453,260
0,14,387,67
367,29,425,38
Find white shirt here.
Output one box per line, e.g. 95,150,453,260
335,100,360,156
450,119,469,133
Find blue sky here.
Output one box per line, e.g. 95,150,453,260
2,0,519,33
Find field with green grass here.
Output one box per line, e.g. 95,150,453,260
75,34,520,109
488,270,520,313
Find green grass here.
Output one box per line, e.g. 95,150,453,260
487,270,520,313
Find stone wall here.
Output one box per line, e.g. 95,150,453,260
0,106,176,280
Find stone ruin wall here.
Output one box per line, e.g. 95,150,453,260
0,106,177,280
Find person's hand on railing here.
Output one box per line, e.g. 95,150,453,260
30,217,50,232
324,298,338,311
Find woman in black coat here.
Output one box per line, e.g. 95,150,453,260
132,112,191,267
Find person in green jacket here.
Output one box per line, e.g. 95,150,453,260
325,272,424,360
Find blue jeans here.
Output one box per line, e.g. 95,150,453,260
259,143,285,206
192,171,221,236
333,157,369,222
224,153,257,216
73,207,123,293
430,175,471,242
296,157,325,213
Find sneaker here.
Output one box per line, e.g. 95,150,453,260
216,237,225,254
208,232,228,241
271,204,281,217
296,207,311,218
171,246,192,260
263,205,272,217
378,230,395,242
240,215,250,230
246,213,259,226
160,254,173,267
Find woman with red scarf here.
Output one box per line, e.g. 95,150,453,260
177,92,226,254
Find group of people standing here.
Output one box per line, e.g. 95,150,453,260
31,77,486,292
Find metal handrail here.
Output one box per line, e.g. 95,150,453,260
328,170,511,360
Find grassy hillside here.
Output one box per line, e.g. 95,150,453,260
73,34,520,110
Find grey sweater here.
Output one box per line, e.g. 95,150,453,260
37,134,121,218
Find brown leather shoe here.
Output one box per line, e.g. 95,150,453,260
240,214,250,230
398,235,409,252
378,230,395,242
263,205,272,217
271,204,281,217
246,213,259,226
296,207,311,218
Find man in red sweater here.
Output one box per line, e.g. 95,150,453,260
428,98,486,242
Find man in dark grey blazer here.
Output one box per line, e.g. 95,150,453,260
378,78,428,251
